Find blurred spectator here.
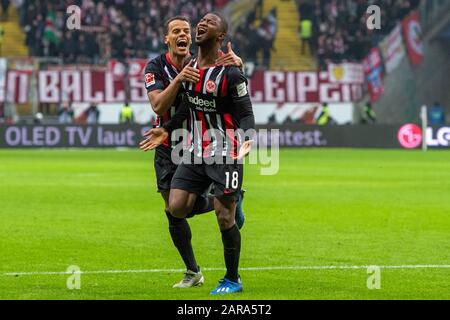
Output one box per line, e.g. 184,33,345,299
428,102,445,125
361,102,377,124
1,0,10,20
283,115,294,125
86,103,100,124
267,113,277,125
316,102,330,125
119,101,134,124
58,101,74,124
299,17,312,55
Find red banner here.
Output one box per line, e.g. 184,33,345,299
3,67,363,104
363,48,384,103
402,11,424,66
248,70,362,103
38,70,148,103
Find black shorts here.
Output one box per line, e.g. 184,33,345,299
171,162,243,201
154,148,177,192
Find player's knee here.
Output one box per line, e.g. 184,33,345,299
216,210,235,230
165,210,184,225
168,200,189,219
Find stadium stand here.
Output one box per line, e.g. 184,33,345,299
6,0,422,71
18,0,231,64
0,3,28,57
2,0,448,125
301,0,421,70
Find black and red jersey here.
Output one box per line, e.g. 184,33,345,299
144,53,186,151
179,58,253,159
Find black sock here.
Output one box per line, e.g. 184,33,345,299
166,211,198,273
186,194,214,218
221,224,241,283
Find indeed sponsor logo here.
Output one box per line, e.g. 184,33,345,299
187,94,216,109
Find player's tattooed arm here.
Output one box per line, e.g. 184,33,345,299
215,42,243,68
147,60,199,116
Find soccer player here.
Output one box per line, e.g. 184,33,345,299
141,12,255,294
143,16,244,288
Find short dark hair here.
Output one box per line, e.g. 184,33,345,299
210,12,228,34
164,16,191,35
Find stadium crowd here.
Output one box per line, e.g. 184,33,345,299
18,0,230,63
14,0,421,69
297,0,421,69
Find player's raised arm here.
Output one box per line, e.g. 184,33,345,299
215,42,243,68
145,60,200,116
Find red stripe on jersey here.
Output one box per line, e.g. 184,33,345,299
194,68,205,93
221,74,228,96
165,53,181,72
195,111,211,157
223,113,238,158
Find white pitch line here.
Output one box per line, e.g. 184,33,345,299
4,265,450,277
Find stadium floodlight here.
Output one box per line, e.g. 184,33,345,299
420,105,428,152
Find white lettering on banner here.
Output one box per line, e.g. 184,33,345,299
83,71,103,102
105,72,125,103
297,72,317,102
129,77,147,102
61,70,81,102
341,84,351,102
7,72,29,104
265,71,285,102
287,72,296,102
39,71,59,103
320,82,341,103
7,68,363,104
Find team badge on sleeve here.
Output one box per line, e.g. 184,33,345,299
236,82,248,97
145,73,155,87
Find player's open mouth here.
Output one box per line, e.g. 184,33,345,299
176,39,188,48
197,27,207,36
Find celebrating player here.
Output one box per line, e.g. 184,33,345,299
141,12,255,294
143,15,245,289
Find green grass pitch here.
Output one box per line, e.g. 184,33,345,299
0,148,449,300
